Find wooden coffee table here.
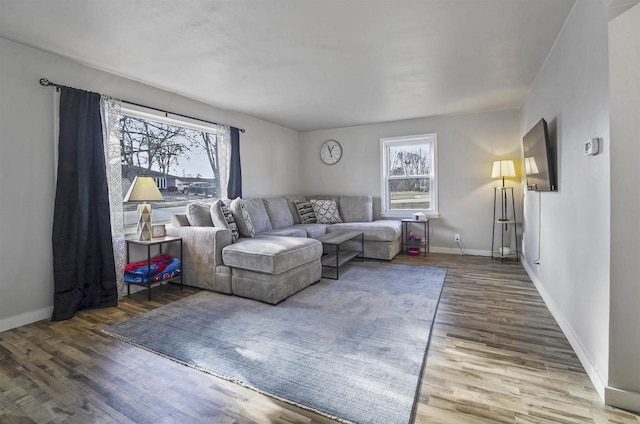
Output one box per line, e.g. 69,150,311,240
316,230,364,279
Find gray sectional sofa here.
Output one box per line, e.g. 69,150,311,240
167,195,402,304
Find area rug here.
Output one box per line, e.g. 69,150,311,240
104,261,446,424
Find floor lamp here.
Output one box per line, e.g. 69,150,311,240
123,176,164,241
492,160,516,254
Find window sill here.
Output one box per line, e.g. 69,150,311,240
381,211,440,219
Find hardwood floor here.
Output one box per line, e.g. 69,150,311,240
1,253,639,423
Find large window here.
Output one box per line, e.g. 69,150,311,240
119,108,223,232
380,133,438,217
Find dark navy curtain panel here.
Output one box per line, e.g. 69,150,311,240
51,87,117,321
228,126,242,199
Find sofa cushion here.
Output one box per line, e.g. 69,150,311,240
186,203,214,227
223,235,322,275
339,196,373,222
171,214,190,227
260,228,308,238
242,198,273,233
310,199,342,224
211,200,240,242
292,223,327,238
327,220,402,242
294,200,317,224
229,198,255,238
263,197,294,229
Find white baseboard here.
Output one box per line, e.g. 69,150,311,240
428,246,493,256
521,260,607,401
605,386,640,413
0,306,53,333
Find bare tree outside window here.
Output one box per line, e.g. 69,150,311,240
387,144,431,210
119,114,221,231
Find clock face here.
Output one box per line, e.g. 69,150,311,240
320,140,342,165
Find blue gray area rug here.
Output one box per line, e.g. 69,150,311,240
104,261,446,424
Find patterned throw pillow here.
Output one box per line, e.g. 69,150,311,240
186,203,214,227
294,200,317,224
210,200,240,242
310,199,343,224
230,197,256,238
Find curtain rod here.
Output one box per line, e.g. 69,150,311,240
39,78,246,133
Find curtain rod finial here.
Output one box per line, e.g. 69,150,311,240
39,78,51,87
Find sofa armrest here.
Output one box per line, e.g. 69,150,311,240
166,226,234,293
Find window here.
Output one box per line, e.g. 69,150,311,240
119,107,224,232
380,133,438,217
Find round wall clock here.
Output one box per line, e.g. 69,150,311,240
320,139,343,165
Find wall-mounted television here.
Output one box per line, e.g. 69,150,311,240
522,118,556,191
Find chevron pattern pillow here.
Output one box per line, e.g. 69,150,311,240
310,199,343,224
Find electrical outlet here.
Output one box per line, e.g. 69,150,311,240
454,234,461,243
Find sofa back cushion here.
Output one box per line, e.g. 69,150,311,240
285,195,307,224
263,197,294,229
339,196,373,222
171,214,190,227
186,203,214,227
242,198,273,233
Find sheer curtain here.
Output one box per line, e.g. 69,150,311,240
101,96,127,298
216,124,231,199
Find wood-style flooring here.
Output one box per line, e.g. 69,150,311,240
1,253,639,423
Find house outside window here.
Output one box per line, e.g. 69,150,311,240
380,133,438,217
119,107,222,233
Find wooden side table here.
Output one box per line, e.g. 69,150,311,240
401,219,429,257
125,236,183,300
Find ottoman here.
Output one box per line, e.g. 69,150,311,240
222,235,323,304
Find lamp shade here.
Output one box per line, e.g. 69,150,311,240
123,176,164,202
491,160,516,179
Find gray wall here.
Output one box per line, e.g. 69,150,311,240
299,109,522,254
607,2,640,410
0,37,302,331
519,0,611,398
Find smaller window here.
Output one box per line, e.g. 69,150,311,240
380,134,438,217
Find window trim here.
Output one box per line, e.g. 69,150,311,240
121,104,220,135
380,133,439,218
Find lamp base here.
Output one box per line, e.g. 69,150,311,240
136,203,152,241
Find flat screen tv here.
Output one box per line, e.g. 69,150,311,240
522,118,556,191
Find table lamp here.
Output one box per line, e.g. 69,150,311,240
123,176,164,240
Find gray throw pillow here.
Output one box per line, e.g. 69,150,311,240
310,199,343,224
186,203,214,227
295,200,317,224
210,200,240,242
230,198,256,238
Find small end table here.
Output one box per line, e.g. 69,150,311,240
125,236,183,300
401,219,429,257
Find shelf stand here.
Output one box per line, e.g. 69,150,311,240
491,187,519,262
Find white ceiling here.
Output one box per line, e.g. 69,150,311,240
0,0,576,132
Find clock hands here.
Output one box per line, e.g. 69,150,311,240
321,140,341,164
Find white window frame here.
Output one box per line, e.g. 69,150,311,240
380,133,438,218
